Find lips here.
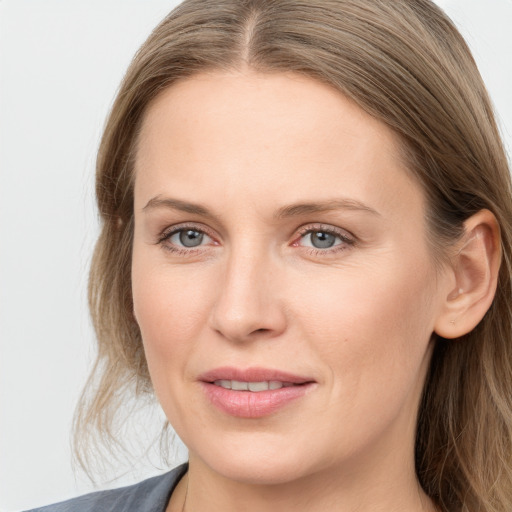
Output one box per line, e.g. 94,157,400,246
199,367,316,418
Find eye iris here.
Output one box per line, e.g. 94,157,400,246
179,229,203,247
311,231,336,249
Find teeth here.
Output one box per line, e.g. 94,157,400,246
248,381,269,392
231,380,248,391
217,379,232,389
213,380,295,392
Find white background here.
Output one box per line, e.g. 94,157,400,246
0,1,511,510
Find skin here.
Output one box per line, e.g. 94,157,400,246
131,70,450,512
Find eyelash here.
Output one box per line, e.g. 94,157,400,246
294,225,355,256
157,223,217,257
157,223,356,257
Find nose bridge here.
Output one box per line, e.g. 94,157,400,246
210,238,285,342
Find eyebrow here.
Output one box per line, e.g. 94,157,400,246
142,196,381,219
143,196,211,216
274,199,380,219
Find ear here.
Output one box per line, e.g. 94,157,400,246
434,209,501,339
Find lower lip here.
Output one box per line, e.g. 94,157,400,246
201,382,315,418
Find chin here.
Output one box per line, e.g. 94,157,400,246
189,431,324,486
211,457,313,486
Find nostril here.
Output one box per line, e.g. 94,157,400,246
252,328,270,335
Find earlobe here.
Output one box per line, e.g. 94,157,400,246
434,209,501,339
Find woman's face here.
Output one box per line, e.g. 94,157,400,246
132,71,449,485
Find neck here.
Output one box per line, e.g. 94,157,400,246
178,450,436,512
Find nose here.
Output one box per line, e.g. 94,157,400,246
209,248,287,343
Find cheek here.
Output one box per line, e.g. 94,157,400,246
131,256,216,379
290,254,437,385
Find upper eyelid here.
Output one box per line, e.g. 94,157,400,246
296,224,353,236
295,224,356,246
159,222,216,240
159,221,351,235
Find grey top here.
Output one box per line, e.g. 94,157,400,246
25,464,188,512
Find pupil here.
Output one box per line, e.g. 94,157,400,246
179,230,203,247
311,231,335,249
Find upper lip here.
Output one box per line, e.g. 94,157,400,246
199,367,315,384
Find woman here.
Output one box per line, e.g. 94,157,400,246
28,0,512,511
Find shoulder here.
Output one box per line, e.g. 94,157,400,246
24,464,188,512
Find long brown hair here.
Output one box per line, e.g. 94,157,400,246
75,1,512,510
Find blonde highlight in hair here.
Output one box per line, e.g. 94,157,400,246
75,1,512,509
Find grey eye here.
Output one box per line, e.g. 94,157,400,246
171,229,206,247
299,230,346,250
309,231,337,249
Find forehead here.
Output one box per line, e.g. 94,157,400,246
137,70,400,160
134,70,423,221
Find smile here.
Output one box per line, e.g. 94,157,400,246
200,367,316,418
213,380,297,391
